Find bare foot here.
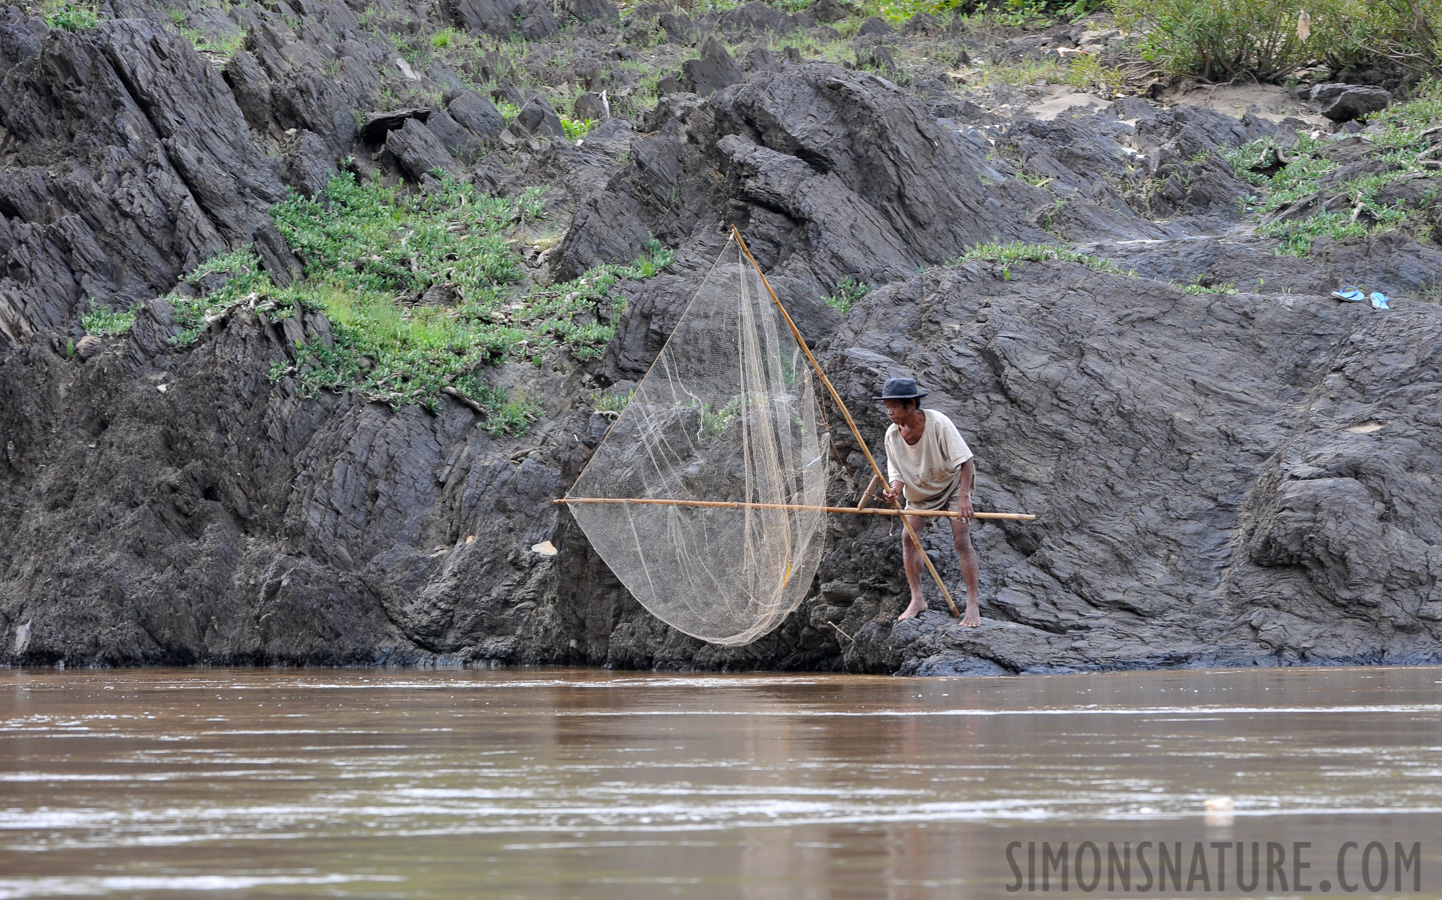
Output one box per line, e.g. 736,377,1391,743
962,608,981,627
897,599,927,621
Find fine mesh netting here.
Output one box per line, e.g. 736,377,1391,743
565,235,828,645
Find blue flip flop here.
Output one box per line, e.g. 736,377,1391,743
1370,291,1391,309
1331,286,1366,302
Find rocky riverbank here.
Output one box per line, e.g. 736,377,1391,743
2,0,1440,672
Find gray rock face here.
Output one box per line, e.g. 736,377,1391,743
445,0,558,39
447,91,506,141
386,118,462,179
1,5,1440,676
511,98,567,140
817,262,1442,673
709,65,1044,280
682,36,744,97
0,20,282,344
558,0,620,23
1318,86,1393,122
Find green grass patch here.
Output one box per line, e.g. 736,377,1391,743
178,26,248,62
81,299,141,336
561,116,598,142
1113,0,1442,82
956,242,1134,279
170,174,673,424
1224,84,1442,255
29,0,102,30
593,388,634,418
824,276,871,313
1178,279,1240,294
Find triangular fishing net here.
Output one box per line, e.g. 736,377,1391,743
565,234,828,645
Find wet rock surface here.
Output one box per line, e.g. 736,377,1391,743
2,0,1440,673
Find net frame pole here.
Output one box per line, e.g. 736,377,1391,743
730,226,963,618
555,497,1035,520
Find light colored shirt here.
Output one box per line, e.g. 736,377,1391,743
884,409,973,505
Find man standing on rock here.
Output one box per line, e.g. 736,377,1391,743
877,377,983,626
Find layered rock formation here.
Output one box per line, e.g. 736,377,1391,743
2,0,1440,672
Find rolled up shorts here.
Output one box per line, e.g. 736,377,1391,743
902,468,967,514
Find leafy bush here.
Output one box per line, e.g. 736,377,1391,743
81,300,140,336
1063,54,1127,95
1111,0,1311,81
1114,0,1442,81
824,276,871,313
1224,83,1442,254
170,173,673,419
956,242,1133,279
31,0,101,30
561,116,597,141
1308,0,1442,77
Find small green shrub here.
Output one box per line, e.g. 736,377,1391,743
973,0,1052,26
175,173,671,417
561,116,598,142
1115,0,1442,82
623,239,673,278
1224,85,1442,255
179,27,248,62
825,276,871,313
33,0,102,30
972,57,1066,87
1063,54,1127,95
956,242,1133,279
594,389,633,417
698,398,741,442
81,300,140,336
1112,0,1310,81
481,395,542,435
515,186,548,221
1179,279,1240,294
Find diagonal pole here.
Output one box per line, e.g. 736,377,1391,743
731,226,962,618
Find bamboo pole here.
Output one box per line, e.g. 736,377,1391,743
556,497,1035,520
730,227,963,617
857,473,881,511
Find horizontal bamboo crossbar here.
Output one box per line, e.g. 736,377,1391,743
557,497,1036,521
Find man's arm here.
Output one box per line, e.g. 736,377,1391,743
956,458,975,523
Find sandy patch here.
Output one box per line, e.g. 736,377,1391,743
1028,83,1114,120
1154,81,1329,126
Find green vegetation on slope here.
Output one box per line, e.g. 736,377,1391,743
957,241,1135,279
1113,0,1441,81
27,0,102,30
1224,79,1442,255
172,172,671,427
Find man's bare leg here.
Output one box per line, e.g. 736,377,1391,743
898,515,929,620
951,518,982,627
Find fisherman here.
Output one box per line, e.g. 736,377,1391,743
877,377,983,626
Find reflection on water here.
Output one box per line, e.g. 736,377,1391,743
2,666,1441,898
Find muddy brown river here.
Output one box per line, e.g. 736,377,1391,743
2,666,1440,898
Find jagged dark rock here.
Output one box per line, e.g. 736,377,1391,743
359,108,434,145
386,118,462,179
446,90,506,141
510,97,566,140
1318,85,1393,122
682,36,744,97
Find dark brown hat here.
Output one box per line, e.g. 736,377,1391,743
876,377,929,400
